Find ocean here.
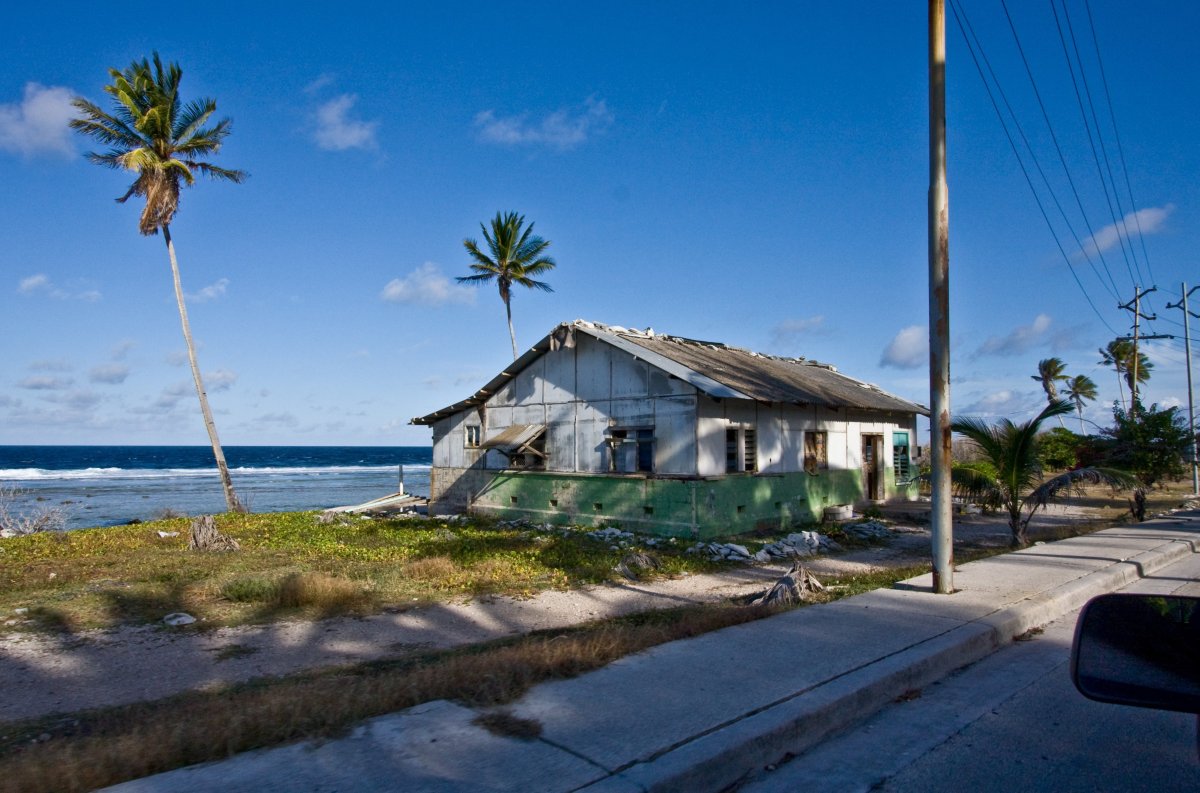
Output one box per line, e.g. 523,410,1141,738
0,446,432,530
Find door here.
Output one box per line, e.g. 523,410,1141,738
862,434,883,500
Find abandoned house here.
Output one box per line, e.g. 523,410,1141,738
412,320,928,539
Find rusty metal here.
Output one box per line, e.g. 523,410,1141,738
929,0,954,593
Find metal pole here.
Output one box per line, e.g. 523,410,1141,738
1168,283,1200,495
928,0,953,593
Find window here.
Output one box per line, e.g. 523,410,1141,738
804,431,828,473
609,427,655,473
464,425,481,448
893,432,911,483
725,425,757,473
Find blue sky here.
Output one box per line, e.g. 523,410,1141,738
2,1,1197,446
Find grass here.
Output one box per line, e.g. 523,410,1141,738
0,556,942,793
0,512,721,633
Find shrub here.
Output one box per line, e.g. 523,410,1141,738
220,577,279,603
276,572,366,609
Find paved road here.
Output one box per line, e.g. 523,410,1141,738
738,548,1200,793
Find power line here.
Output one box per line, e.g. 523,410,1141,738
1000,0,1124,300
949,0,1119,336
1052,0,1144,288
1083,0,1157,286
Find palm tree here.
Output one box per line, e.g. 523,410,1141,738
1062,374,1098,434
71,54,246,513
457,211,556,359
1032,357,1069,427
949,399,1133,548
1031,358,1067,403
1098,339,1152,410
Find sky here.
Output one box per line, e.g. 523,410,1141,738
2,1,1197,447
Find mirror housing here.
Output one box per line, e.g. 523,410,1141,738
1071,593,1200,714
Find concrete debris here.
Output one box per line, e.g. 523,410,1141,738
687,541,756,562
162,612,196,627
156,531,179,538
839,521,894,542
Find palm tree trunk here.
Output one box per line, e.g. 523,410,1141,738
505,296,517,360
164,225,243,513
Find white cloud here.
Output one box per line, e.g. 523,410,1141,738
770,316,827,348
0,83,77,158
381,262,476,306
18,274,49,293
111,340,136,360
976,314,1053,357
18,375,73,390
166,350,189,367
474,96,612,151
17,273,101,301
154,381,192,409
205,369,238,392
186,278,229,303
89,363,130,384
313,94,379,151
1078,204,1175,258
28,359,72,372
958,390,1043,419
880,326,926,369
303,74,335,94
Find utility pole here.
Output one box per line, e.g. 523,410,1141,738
1119,286,1157,413
928,0,953,594
1166,283,1200,495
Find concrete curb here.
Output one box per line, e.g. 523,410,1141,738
580,530,1200,793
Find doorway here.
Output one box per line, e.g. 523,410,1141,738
862,434,883,500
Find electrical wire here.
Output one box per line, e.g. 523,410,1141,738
1000,0,1124,300
950,0,1119,336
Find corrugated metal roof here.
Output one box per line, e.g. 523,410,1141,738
412,320,928,424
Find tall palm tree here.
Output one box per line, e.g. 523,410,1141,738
71,54,246,513
1062,374,1098,434
457,211,556,359
1098,339,1152,410
949,399,1133,548
1031,357,1069,427
1031,358,1067,403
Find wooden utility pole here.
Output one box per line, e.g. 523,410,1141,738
1119,286,1157,413
1166,283,1200,495
928,0,953,594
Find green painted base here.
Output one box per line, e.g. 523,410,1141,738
466,470,870,539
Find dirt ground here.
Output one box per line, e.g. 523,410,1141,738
2,488,1195,726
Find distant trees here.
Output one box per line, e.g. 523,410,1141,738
1098,339,1152,411
1062,375,1098,434
71,54,246,513
457,212,556,360
1103,401,1191,488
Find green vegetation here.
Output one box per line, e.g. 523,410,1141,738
0,512,723,633
1103,400,1193,487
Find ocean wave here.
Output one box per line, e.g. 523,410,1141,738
0,464,432,482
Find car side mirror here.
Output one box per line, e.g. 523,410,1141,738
1071,593,1200,714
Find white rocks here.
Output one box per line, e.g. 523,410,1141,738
686,542,755,562
156,531,180,538
162,612,196,627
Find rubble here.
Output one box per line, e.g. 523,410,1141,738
838,520,894,542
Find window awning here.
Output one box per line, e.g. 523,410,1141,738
479,424,546,455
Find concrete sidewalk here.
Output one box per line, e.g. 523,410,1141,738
109,512,1200,793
